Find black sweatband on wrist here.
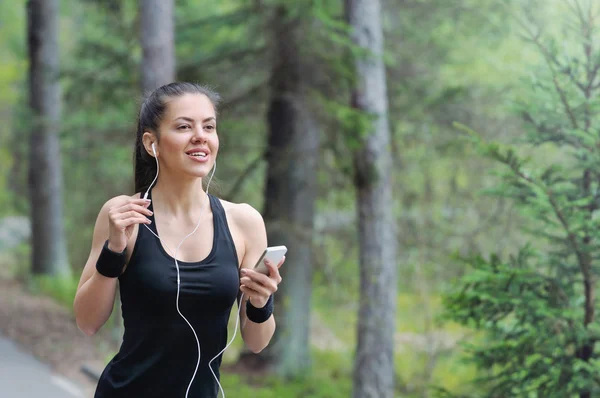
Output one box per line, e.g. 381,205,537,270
96,240,126,278
246,295,274,324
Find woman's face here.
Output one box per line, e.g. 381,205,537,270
153,93,219,178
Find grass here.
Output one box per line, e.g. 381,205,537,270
219,350,353,398
310,287,481,397
28,273,80,309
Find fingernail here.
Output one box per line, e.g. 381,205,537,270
240,269,247,274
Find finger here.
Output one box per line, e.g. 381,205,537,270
264,260,282,283
240,276,275,295
117,216,152,228
239,285,259,301
116,203,153,217
122,197,151,205
131,198,152,206
264,258,281,276
115,209,152,221
239,277,274,296
240,285,270,307
241,276,272,288
243,269,275,286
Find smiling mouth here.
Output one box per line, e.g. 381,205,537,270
185,149,210,163
187,152,207,158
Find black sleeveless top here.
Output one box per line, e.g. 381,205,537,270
94,191,240,398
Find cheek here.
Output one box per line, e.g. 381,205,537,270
211,135,220,154
159,135,186,161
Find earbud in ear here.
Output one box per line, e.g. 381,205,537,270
152,142,156,156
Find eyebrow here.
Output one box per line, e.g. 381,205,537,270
174,116,216,123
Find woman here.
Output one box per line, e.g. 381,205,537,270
73,82,284,398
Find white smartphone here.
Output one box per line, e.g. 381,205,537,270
253,245,287,275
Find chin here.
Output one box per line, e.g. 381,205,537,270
185,164,215,179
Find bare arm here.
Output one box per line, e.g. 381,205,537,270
73,195,151,336
236,204,284,353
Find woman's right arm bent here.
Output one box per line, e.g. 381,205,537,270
73,195,152,336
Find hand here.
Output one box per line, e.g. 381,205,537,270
240,256,285,308
107,198,153,252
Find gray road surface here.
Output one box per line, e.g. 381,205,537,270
0,336,85,398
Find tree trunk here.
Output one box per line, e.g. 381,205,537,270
139,0,175,93
27,0,70,277
257,5,318,377
345,0,397,397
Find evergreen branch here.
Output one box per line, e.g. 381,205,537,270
514,10,588,95
461,122,592,320
515,18,580,129
521,111,589,150
457,123,592,322
578,0,594,132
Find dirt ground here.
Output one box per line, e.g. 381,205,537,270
0,279,116,398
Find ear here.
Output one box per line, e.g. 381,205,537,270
142,132,158,158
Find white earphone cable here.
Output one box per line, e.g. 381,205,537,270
142,148,241,398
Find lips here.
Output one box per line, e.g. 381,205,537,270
185,148,210,163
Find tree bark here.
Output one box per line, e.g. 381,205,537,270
27,0,70,277
140,0,175,93
345,0,397,397
258,5,318,377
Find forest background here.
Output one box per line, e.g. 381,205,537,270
1,0,599,397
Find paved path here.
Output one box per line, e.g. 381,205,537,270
0,336,85,398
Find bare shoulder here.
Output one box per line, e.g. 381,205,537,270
218,199,267,267
219,199,265,231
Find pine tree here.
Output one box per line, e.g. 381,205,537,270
443,3,600,397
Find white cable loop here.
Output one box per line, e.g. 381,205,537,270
142,155,240,398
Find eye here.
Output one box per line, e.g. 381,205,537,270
177,124,191,130
205,125,216,131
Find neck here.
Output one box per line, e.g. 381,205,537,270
150,170,209,217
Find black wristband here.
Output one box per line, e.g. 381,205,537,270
96,240,126,278
246,295,274,324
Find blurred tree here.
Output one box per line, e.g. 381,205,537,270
256,3,319,377
444,1,600,397
26,0,70,277
140,0,175,92
344,0,397,397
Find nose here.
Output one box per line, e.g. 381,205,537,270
191,125,207,143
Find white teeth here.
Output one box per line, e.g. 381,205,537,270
189,153,207,157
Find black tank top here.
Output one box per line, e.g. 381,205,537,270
94,191,240,398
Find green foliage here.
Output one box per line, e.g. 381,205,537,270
3,0,592,395
443,3,600,397
28,274,80,310
217,350,352,398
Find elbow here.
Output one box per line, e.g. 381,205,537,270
247,343,266,354
75,315,100,336
80,325,99,337
73,300,100,336
241,332,269,354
